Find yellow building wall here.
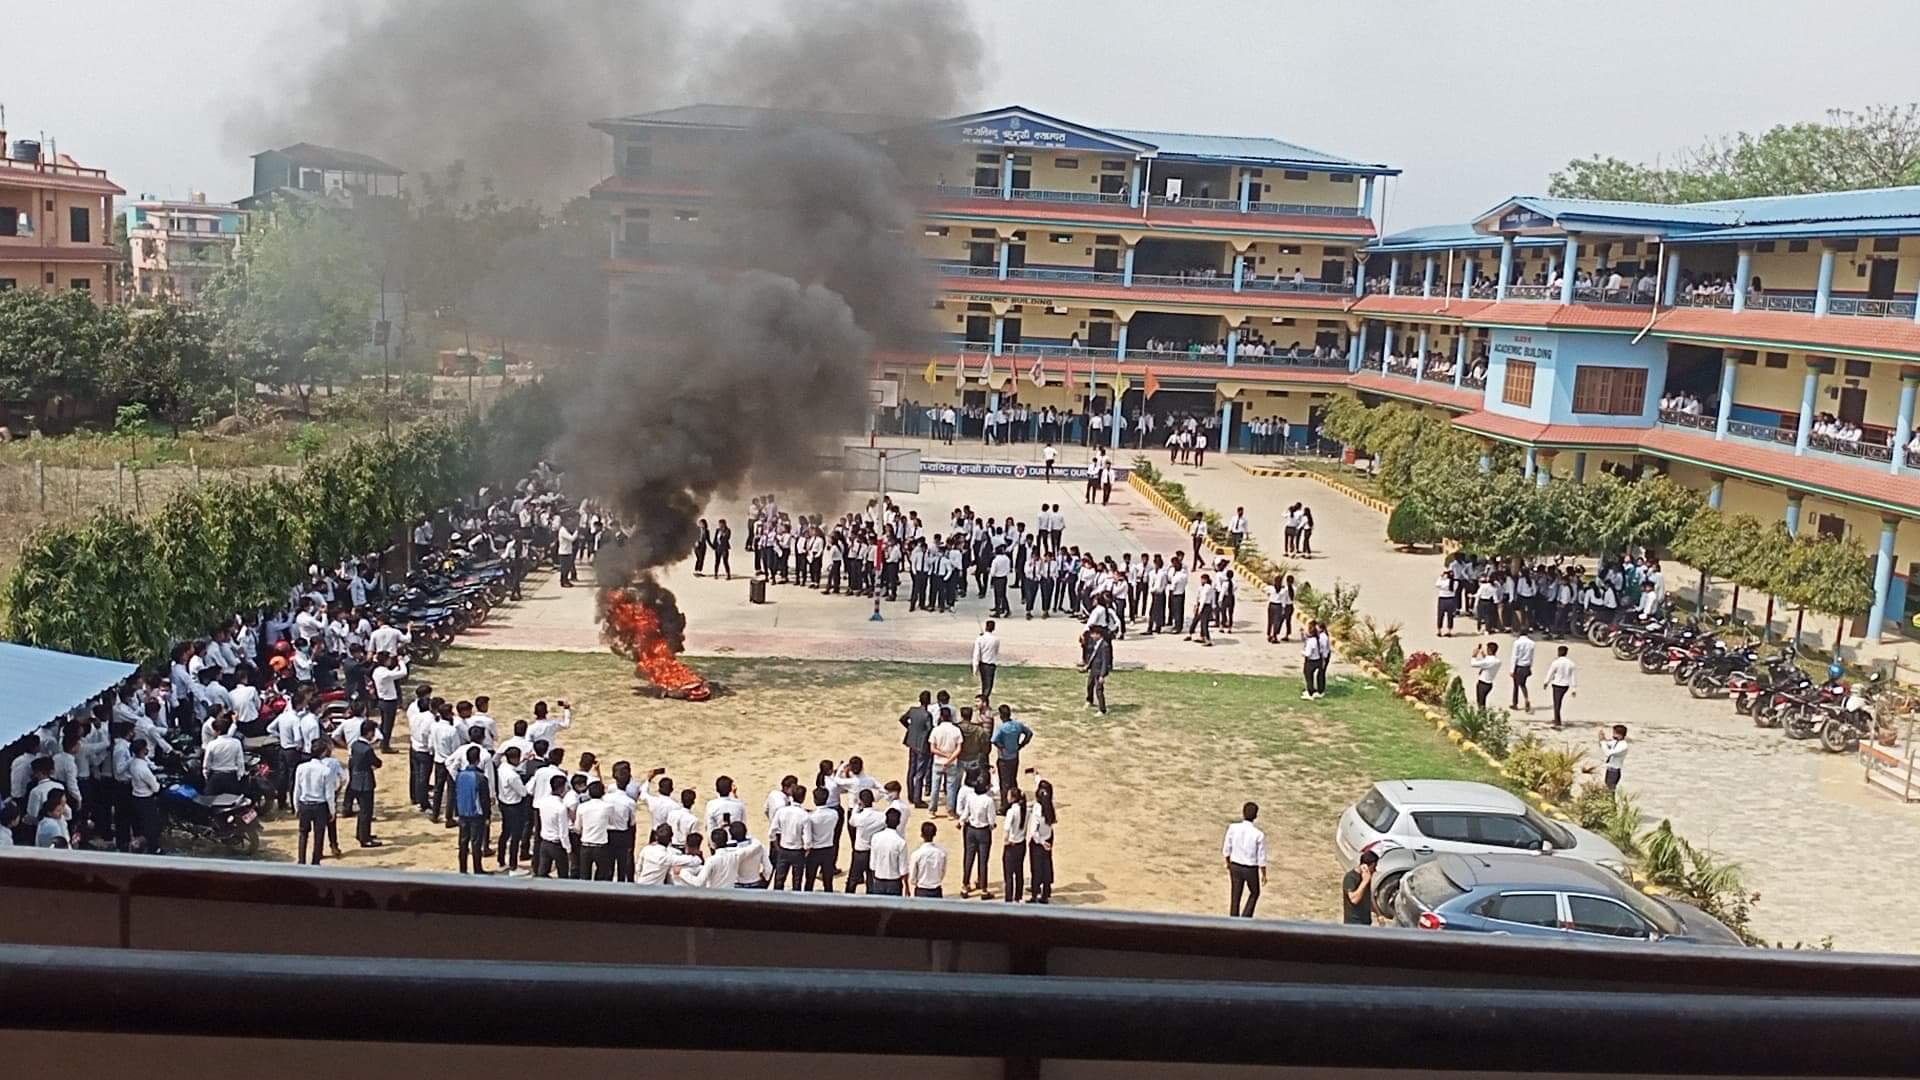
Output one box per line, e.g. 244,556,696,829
1725,352,1911,430
1743,240,1920,295
1746,249,1824,292
1243,241,1346,280
1249,171,1355,210
1232,390,1325,425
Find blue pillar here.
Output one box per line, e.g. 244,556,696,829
1115,321,1129,361
1793,364,1819,455
1708,475,1725,510
1814,247,1836,317
1574,452,1587,483
1478,450,1492,474
1559,236,1578,304
1536,456,1551,487
1453,334,1467,388
1785,494,1804,537
1869,518,1900,642
1347,335,1361,373
1524,447,1537,478
1388,256,1401,296
1231,255,1244,293
1352,263,1365,298
1238,172,1251,212
1422,255,1435,298
1716,355,1737,439
991,316,1005,354
1129,162,1142,208
1460,258,1475,299
1362,175,1376,220
1415,330,1429,382
1225,329,1239,368
1732,247,1753,313
1547,252,1559,282
1110,392,1123,450
997,238,1010,281
1356,323,1370,371
1381,325,1395,370
1894,372,1920,475
1219,400,1233,455
1496,236,1515,300
1001,156,1014,200
1122,245,1135,287
1663,249,1681,307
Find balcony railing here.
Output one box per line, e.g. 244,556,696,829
1131,271,1234,290
1673,292,1737,310
1808,432,1895,464
1461,371,1488,390
1749,294,1819,315
1242,278,1349,296
1147,194,1240,212
1248,200,1365,218
1658,408,1717,432
931,260,1128,287
1360,354,1385,372
1573,285,1655,306
1828,296,1919,319
1725,418,1798,447
1506,284,1555,301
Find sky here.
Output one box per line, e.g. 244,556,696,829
12,0,1920,229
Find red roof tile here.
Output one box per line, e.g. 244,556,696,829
1652,308,1920,360
1348,373,1482,411
1351,296,1491,320
937,271,1352,311
918,198,1376,238
0,244,120,264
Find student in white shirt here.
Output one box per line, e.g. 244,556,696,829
1470,641,1503,709
867,809,910,895
769,790,812,890
909,820,949,898
1598,724,1629,789
1545,645,1577,729
495,748,532,874
972,621,1002,698
1223,801,1268,917
728,821,772,889
532,773,573,879
957,777,998,899
1000,787,1029,904
292,742,339,866
704,775,747,832
1509,631,1537,712
843,789,888,894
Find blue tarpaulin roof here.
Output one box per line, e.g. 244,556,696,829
0,642,136,748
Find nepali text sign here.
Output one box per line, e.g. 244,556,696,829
919,459,1131,481
956,115,1130,152
1498,207,1554,232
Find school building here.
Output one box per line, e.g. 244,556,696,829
588,104,1920,642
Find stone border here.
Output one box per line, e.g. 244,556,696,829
1230,465,1397,516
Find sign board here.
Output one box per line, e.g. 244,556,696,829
956,115,1127,152
843,446,922,494
867,378,899,409
1489,328,1559,365
1498,207,1555,232
918,460,1132,482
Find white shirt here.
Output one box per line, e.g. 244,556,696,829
203,734,245,776
371,660,408,701
1546,656,1577,689
537,798,572,849
869,828,909,881
129,756,161,798
910,841,948,890
293,758,338,805
848,806,888,852
576,798,614,845
684,846,740,889
958,789,997,829
972,632,1001,667
496,763,530,805
1223,820,1268,867
1511,636,1537,669
731,837,772,884
929,721,964,764
667,805,700,847
638,843,697,884
1003,802,1028,844
704,795,747,831
228,684,261,726
527,707,572,746
763,786,791,823
1471,654,1503,684
1601,738,1630,769
771,803,811,850
369,624,405,656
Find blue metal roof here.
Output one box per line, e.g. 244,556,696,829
1667,214,1920,245
1691,185,1920,224
1109,128,1395,174
1369,223,1564,253
0,642,136,749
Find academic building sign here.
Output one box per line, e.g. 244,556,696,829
954,114,1137,152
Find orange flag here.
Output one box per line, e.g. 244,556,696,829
1144,369,1162,399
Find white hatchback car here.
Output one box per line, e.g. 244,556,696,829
1335,780,1628,916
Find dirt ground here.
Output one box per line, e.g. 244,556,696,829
257,647,1497,923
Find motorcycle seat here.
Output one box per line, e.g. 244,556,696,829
198,793,247,810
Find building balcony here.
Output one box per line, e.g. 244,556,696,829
927,183,1364,219
1657,407,1919,473
930,260,1354,308
940,336,1349,371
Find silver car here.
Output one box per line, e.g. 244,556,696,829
1335,780,1629,916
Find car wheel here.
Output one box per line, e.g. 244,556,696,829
1370,869,1406,918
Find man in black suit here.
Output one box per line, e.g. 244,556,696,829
347,719,383,848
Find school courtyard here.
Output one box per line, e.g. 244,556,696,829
258,452,1920,950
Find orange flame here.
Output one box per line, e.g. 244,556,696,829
607,590,712,701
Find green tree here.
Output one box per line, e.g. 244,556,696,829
109,298,230,432
202,201,378,413
1549,104,1920,203
0,288,125,426
1386,496,1440,549
1589,473,1705,554
1780,533,1877,646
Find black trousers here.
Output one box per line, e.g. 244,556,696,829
610,827,636,882
297,802,329,865
352,785,375,843
112,780,135,852
870,878,904,896
1029,842,1054,901
132,794,163,855
714,548,731,578
962,824,993,892
845,849,872,893
431,762,452,821
978,662,997,698
1551,684,1570,726
534,839,567,878
991,578,1009,615
996,758,1020,801
1149,593,1167,633
498,801,531,868
1229,861,1262,916
1476,679,1493,708
458,816,487,872
409,750,432,809
1002,841,1026,902
582,842,614,881
804,847,837,891
773,847,805,890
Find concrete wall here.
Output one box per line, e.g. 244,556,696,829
1484,328,1665,427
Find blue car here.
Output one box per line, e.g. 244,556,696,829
1391,852,1745,946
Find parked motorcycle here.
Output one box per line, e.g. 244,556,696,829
1819,673,1884,753
1731,653,1802,715
158,782,262,857
1688,645,1761,699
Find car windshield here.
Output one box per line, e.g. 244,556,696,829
1611,883,1684,936
1524,806,1577,850
1356,788,1399,832
1403,861,1464,910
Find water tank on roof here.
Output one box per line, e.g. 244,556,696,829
10,140,40,164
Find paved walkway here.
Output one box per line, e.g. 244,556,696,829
1167,450,1920,953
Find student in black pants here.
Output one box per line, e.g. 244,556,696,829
1001,788,1028,904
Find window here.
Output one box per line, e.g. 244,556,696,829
1571,365,1648,416
1567,895,1650,938
1755,241,1777,253
0,278,14,290
1055,158,1079,170
1764,352,1789,369
1354,789,1398,832
975,153,1000,165
622,145,651,175
1622,240,1639,255
1330,173,1354,184
1787,239,1810,253
923,225,949,237
1101,160,1127,171
1324,246,1347,257
1410,812,1476,843
1049,233,1073,244
1502,360,1537,407
673,210,699,222
971,228,996,239
1278,244,1302,255
1845,359,1872,378
1480,892,1560,928
43,271,55,285
1283,169,1309,181
1010,155,1031,166
1472,813,1547,849
70,278,91,292
0,206,29,236
1094,234,1121,246
1873,237,1901,253
1831,238,1859,252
